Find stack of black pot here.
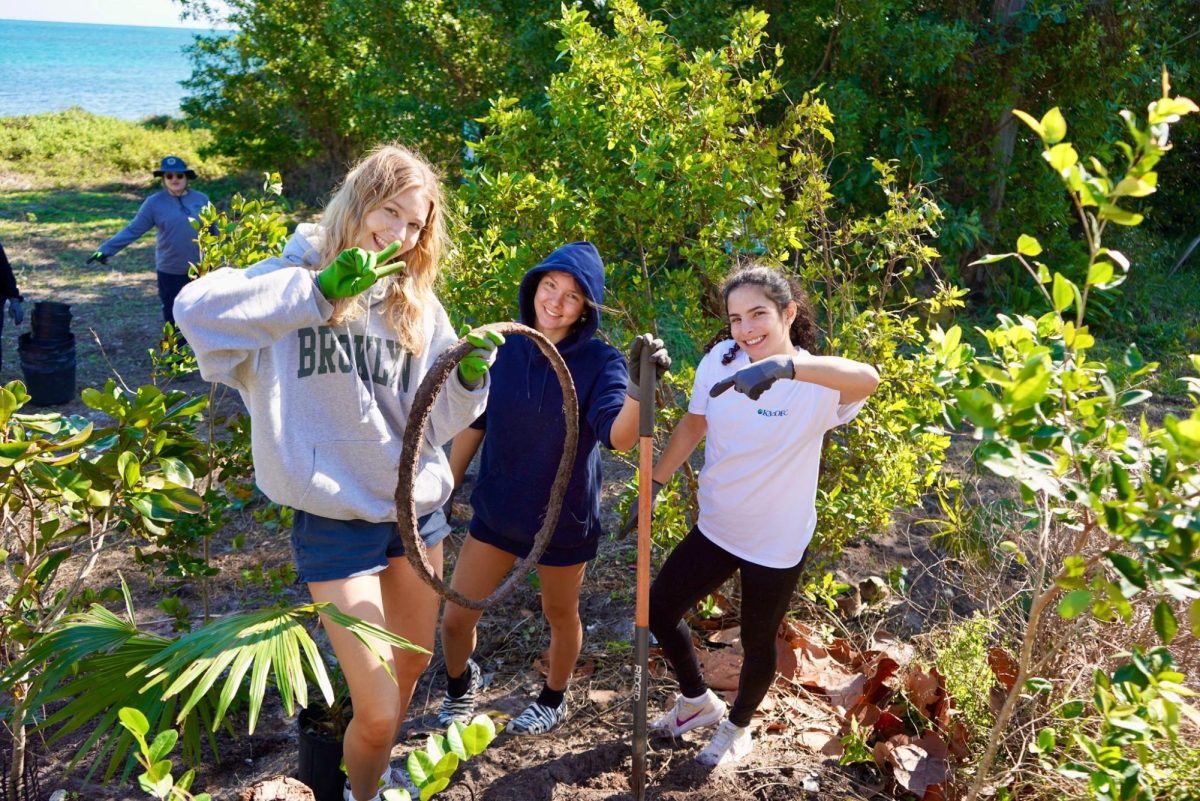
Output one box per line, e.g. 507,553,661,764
18,301,75,406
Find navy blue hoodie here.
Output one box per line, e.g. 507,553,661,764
468,242,628,554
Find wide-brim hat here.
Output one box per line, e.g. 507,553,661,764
152,155,197,179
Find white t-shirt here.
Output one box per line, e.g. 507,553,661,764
688,341,866,568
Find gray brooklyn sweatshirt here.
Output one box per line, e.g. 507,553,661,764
173,225,487,526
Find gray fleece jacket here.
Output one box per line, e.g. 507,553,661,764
98,188,210,275
173,224,487,527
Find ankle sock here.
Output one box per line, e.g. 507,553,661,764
537,684,565,709
446,661,474,698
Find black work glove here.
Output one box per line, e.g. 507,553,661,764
709,354,795,401
7,298,23,325
86,250,108,266
617,479,663,539
626,333,671,399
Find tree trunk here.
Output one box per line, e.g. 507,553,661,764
960,0,1029,288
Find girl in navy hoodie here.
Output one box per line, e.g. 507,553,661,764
438,242,669,735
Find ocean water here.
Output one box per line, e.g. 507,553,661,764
0,19,222,120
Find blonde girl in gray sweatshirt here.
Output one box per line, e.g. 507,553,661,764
174,144,501,801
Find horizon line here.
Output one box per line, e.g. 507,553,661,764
0,15,231,31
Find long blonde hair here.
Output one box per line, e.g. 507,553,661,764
318,143,450,355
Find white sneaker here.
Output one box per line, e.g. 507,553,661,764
696,719,753,767
649,689,726,736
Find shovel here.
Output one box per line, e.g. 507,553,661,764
631,343,655,800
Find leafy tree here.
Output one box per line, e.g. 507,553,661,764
446,0,961,563
946,76,1200,801
178,0,563,195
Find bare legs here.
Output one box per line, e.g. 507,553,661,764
441,535,586,692
308,544,443,801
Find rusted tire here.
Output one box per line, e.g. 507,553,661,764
395,322,579,610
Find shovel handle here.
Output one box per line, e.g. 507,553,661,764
633,341,655,801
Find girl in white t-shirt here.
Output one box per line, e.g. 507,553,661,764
640,264,879,767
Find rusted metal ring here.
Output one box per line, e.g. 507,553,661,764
395,321,579,610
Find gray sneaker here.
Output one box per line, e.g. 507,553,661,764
437,658,481,726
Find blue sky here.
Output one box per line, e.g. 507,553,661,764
0,0,232,29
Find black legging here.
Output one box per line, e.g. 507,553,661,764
649,526,806,727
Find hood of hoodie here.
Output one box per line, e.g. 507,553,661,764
518,241,604,355
283,223,325,268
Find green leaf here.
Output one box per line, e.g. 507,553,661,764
1036,727,1056,753
1106,552,1146,591
1148,96,1199,125
382,790,412,801
0,386,18,427
1058,700,1085,718
461,715,496,756
1190,599,1200,638
1011,108,1045,139
157,457,195,487
425,733,446,763
1044,143,1078,174
1112,175,1156,198
969,252,1014,266
432,752,460,781
420,778,451,801
1153,601,1179,644
1098,203,1144,226
148,729,178,764
445,721,468,760
1041,108,1067,145
1016,234,1042,256
1010,370,1052,410
407,750,435,788
118,451,141,487
1058,590,1092,619
1052,272,1075,312
1024,677,1052,693
1087,261,1114,287
118,707,150,739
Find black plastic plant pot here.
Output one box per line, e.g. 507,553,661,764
18,332,76,406
297,703,349,801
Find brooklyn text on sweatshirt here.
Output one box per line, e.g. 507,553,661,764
295,325,414,388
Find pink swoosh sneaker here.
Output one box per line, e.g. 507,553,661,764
650,689,727,736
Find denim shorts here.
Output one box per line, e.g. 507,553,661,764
291,509,448,583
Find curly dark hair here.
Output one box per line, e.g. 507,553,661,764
702,264,818,365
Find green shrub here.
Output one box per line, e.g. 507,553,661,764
0,108,232,186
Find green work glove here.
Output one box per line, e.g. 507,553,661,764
316,241,405,300
458,327,504,389
709,354,795,401
626,332,671,399
86,250,107,266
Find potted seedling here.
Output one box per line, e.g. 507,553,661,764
296,663,351,801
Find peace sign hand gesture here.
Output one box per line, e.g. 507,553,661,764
317,241,406,299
